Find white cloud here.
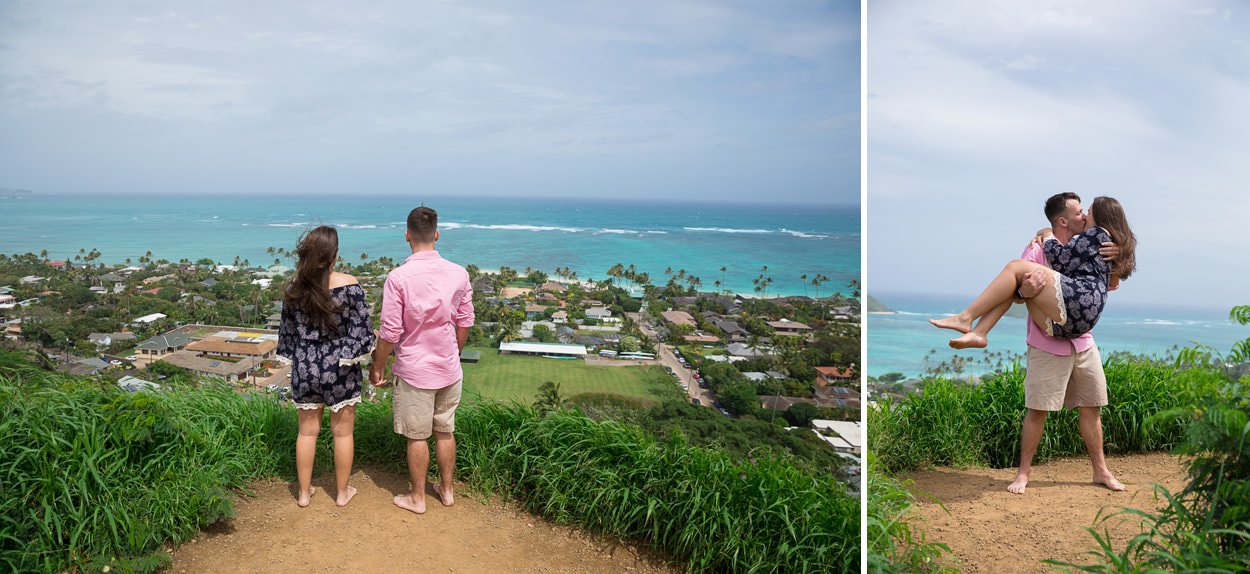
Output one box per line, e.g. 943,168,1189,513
869,0,1250,309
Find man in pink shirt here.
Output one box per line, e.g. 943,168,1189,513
953,193,1124,494
370,206,474,514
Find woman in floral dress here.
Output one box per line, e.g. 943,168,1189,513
277,226,375,507
930,196,1137,347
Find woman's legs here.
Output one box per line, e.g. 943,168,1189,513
932,259,1063,341
949,299,1012,349
329,404,357,507
295,407,323,507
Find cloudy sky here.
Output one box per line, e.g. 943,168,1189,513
0,1,859,205
868,0,1250,310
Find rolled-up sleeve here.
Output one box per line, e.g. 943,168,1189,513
379,273,404,344
455,281,475,328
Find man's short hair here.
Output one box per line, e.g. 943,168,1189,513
1044,192,1081,225
407,206,438,243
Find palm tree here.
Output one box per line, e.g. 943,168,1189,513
800,274,808,297
532,381,567,414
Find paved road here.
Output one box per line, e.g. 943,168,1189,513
628,312,720,410
655,342,718,407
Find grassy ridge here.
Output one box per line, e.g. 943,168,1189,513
868,358,1223,475
0,352,857,574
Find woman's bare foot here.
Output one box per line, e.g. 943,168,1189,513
949,332,988,349
432,483,454,507
929,315,972,334
393,493,426,515
297,486,315,507
336,485,358,507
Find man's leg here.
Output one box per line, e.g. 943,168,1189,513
429,381,462,507
396,437,431,514
391,377,435,515
1066,345,1124,491
1008,409,1047,494
431,431,456,506
1078,406,1125,491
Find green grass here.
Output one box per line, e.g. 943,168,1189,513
869,358,1220,475
868,355,1244,573
461,347,684,404
0,349,856,574
866,454,955,574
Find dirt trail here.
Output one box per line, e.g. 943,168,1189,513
904,452,1189,573
171,466,683,574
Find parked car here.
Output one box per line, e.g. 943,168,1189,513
692,398,701,405
109,360,122,366
125,355,137,361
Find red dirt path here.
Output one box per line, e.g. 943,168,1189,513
904,452,1188,573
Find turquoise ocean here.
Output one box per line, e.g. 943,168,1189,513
0,193,858,298
868,290,1248,379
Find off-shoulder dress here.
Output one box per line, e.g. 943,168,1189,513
277,284,376,411
1042,226,1113,340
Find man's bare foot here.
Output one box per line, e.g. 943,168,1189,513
1094,472,1126,491
297,486,315,507
929,316,972,334
393,493,426,514
432,483,454,507
949,332,988,349
336,485,358,507
1007,474,1028,494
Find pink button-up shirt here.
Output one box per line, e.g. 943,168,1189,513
1022,242,1094,356
379,250,474,389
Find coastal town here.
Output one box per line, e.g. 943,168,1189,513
0,250,862,472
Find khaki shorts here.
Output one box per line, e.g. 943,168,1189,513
1023,345,1108,411
392,376,462,440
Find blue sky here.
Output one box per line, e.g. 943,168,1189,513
868,0,1250,310
0,1,859,206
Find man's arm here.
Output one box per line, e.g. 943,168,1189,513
1099,242,1119,262
370,335,395,387
1016,269,1047,300
456,326,470,352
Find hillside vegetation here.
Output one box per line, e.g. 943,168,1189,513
0,349,859,574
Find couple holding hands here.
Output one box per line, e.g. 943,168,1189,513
275,205,473,513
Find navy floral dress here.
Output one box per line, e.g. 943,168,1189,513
277,284,375,411
1043,226,1113,339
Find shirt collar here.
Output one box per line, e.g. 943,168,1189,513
404,250,441,263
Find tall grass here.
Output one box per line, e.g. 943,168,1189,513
865,453,955,574
869,358,1221,475
0,358,290,573
1047,377,1250,573
451,403,860,573
0,351,858,574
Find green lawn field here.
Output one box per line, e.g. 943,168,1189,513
460,347,684,405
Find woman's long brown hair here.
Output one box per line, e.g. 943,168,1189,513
284,225,342,332
1091,196,1136,281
